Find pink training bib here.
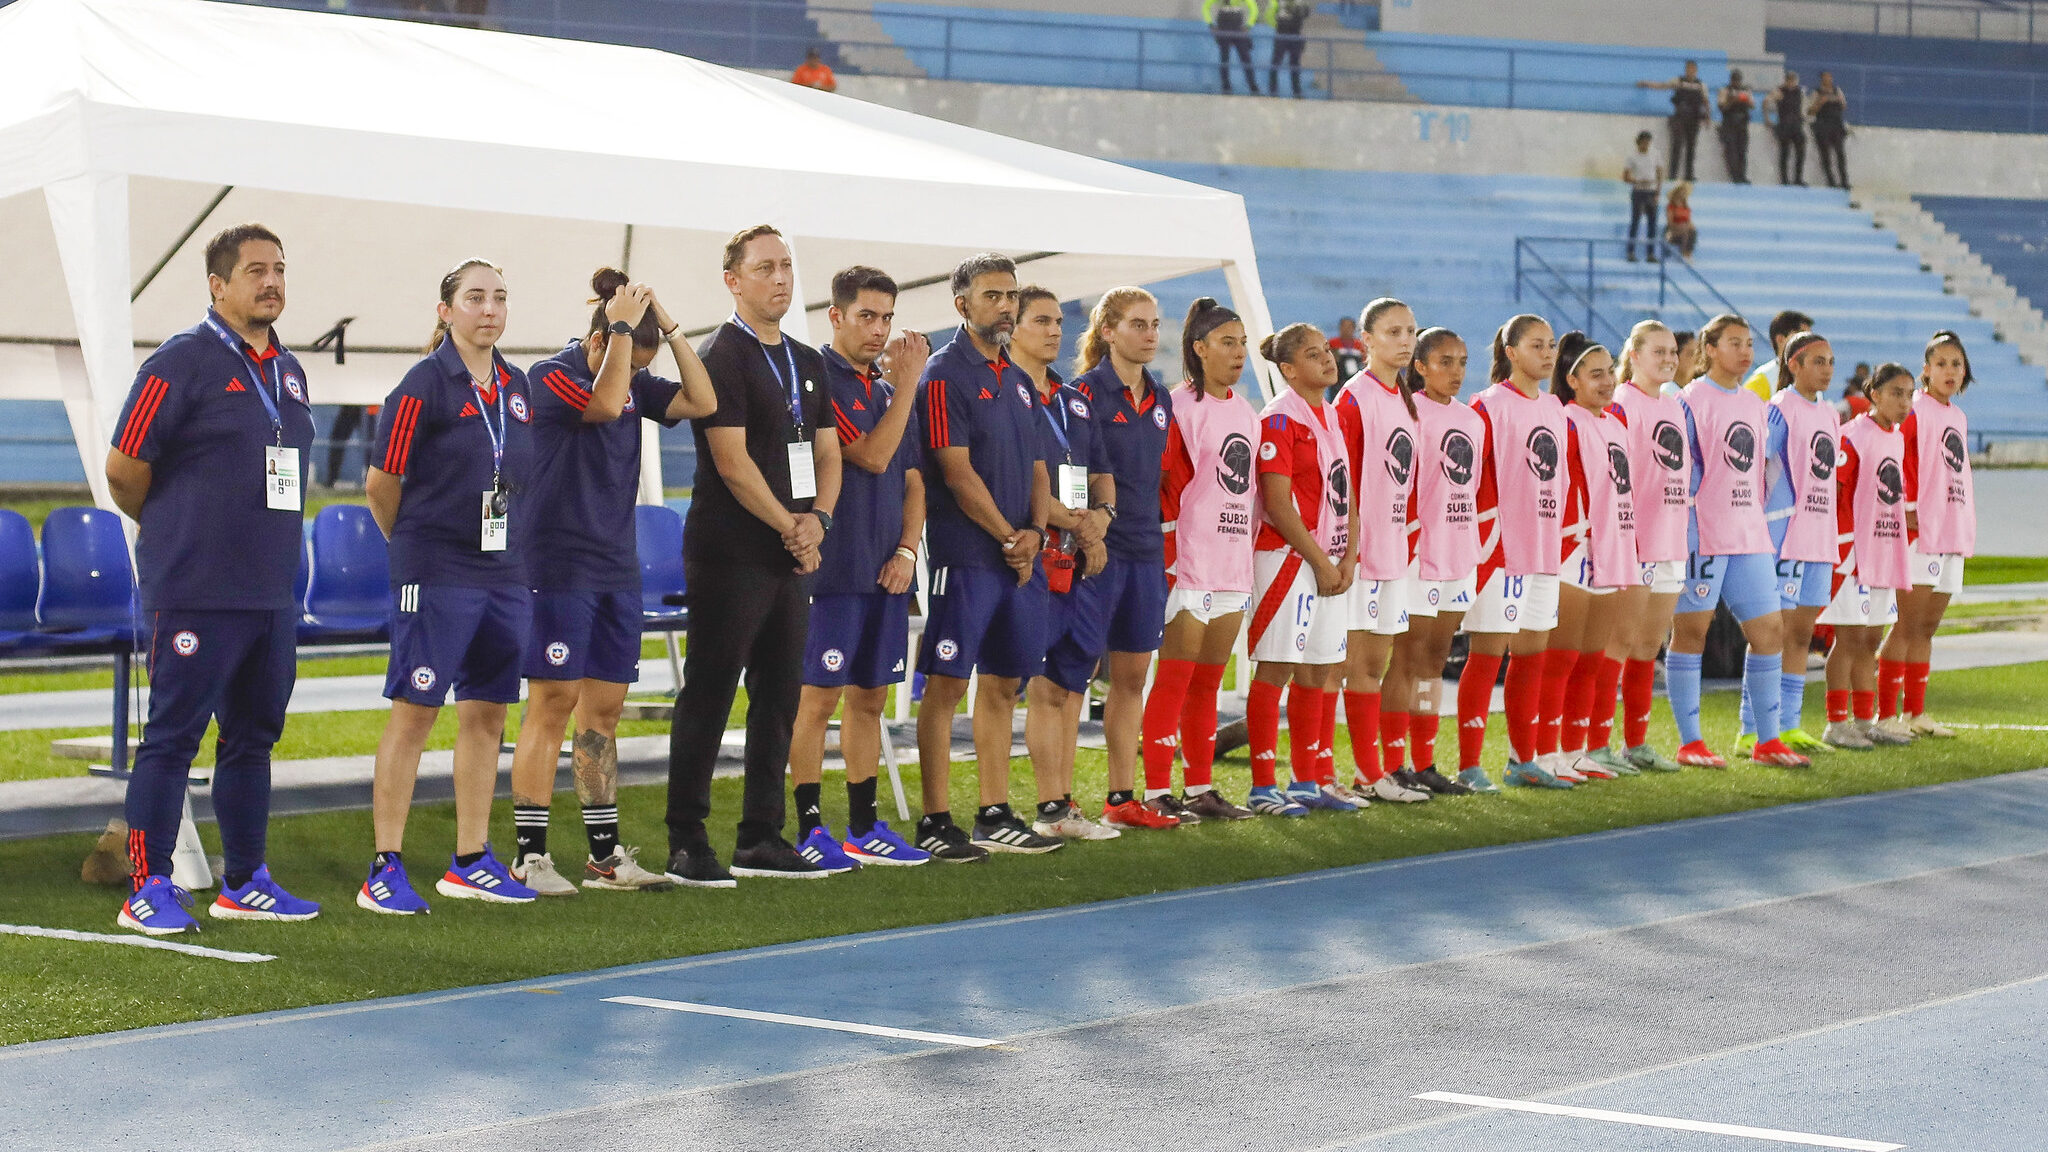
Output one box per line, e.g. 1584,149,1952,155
1682,378,1772,555
1412,395,1485,581
1615,381,1691,563
1565,404,1638,587
1841,414,1911,589
1770,388,1842,563
1261,387,1351,560
1474,381,1564,576
1336,370,1419,580
1167,383,1259,594
1908,391,1976,555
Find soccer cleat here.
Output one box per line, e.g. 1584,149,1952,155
1455,766,1502,794
1565,753,1617,781
1625,743,1684,773
663,847,738,888
1287,781,1361,812
1366,775,1428,803
582,845,677,890
1540,752,1586,783
1390,768,1434,793
1328,782,1375,808
1247,785,1311,817
1676,741,1728,769
1862,717,1913,746
210,866,320,921
1506,759,1573,789
916,817,990,863
795,827,861,874
1103,798,1180,830
1781,728,1829,754
1145,793,1200,825
512,852,580,897
1751,738,1813,768
1823,720,1874,750
359,857,431,914
119,875,200,935
1908,714,1956,739
1733,731,1758,760
1181,789,1255,820
1412,767,1476,794
1031,805,1122,841
843,821,935,864
970,813,1065,854
437,846,538,903
1585,746,1638,776
730,837,831,879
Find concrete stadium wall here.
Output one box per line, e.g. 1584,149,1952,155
840,74,2048,199
1380,0,1770,56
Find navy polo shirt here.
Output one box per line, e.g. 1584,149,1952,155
916,327,1046,571
523,341,684,592
112,311,317,612
373,337,534,588
685,322,830,569
814,345,921,596
1034,371,1112,478
1073,360,1173,560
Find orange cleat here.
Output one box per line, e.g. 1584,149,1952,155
1675,740,1728,769
1750,738,1813,769
1102,799,1180,830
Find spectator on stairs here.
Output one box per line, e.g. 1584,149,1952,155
1206,0,1261,95
1665,182,1697,261
792,47,837,92
1624,131,1663,263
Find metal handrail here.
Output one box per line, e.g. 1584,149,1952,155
1514,236,1748,349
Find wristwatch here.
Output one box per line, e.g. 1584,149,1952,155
813,509,834,533
608,320,634,337
1093,501,1119,521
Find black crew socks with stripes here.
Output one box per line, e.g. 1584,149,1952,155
978,803,1014,824
513,805,549,860
794,783,824,836
583,806,619,863
846,777,878,837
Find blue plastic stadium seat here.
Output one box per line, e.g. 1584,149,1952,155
636,504,689,630
0,509,55,652
36,506,137,649
302,504,391,640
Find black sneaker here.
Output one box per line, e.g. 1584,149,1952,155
1390,768,1435,793
663,847,736,889
1146,793,1199,825
1181,789,1255,821
916,816,989,864
1411,767,1475,796
729,838,830,880
969,813,1064,854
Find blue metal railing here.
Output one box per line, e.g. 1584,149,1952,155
1774,0,2047,44
1513,236,1750,350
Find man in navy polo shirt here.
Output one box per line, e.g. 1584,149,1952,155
106,223,320,935
787,266,933,871
912,253,1061,861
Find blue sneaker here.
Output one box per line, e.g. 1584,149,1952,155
436,845,537,903
1287,781,1363,812
211,865,321,922
1506,759,1574,789
842,821,930,867
797,826,860,874
1456,766,1502,794
1247,785,1310,818
117,875,199,936
358,855,430,915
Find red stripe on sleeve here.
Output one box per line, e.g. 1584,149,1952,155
926,379,950,448
119,375,170,456
831,401,860,446
383,395,422,475
544,370,591,412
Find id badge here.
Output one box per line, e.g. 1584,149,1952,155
480,491,508,552
787,439,817,500
265,446,301,511
1058,463,1089,511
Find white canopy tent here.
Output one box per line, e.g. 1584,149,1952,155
0,0,1277,509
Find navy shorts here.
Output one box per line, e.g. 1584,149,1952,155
919,564,1047,681
1101,554,1168,654
804,592,910,690
1776,556,1834,611
385,583,532,706
1040,566,1114,694
1678,552,1781,623
524,589,642,684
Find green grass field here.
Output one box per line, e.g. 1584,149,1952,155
1,661,2043,1047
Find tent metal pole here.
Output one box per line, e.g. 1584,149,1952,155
620,223,634,274
130,185,233,302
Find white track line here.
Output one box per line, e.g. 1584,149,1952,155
602,995,1001,1048
1942,722,2048,732
0,923,274,963
1412,1092,1902,1151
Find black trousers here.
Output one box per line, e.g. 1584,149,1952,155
1719,123,1749,183
326,405,376,485
1777,129,1806,184
1815,129,1848,188
665,561,808,854
1667,116,1701,182
1215,31,1257,93
1269,34,1304,96
1628,188,1660,258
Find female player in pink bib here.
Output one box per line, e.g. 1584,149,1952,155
1244,323,1361,816
1876,331,1976,739
1334,299,1433,804
1140,297,1260,822
1671,314,1810,769
1821,365,1915,749
1542,332,1637,782
1457,315,1570,790
1386,328,1485,793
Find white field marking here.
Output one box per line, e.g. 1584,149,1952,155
602,995,1002,1048
0,923,274,963
1941,722,2048,731
1412,1092,1903,1151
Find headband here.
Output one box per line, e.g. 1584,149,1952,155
1187,304,1241,344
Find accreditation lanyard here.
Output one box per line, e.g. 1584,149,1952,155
469,369,508,492
1041,387,1073,462
732,315,804,435
204,315,286,446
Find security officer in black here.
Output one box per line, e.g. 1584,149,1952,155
1268,0,1312,98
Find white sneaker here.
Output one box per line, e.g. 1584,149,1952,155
1565,753,1616,780
1861,717,1913,746
1330,782,1377,808
1368,776,1427,803
512,852,579,897
1908,713,1955,738
1032,806,1122,841
583,845,677,891
1541,752,1586,782
1823,720,1874,750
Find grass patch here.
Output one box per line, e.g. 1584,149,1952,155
1963,556,2048,586
2,661,2044,1046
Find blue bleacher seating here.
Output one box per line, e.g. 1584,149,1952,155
0,509,55,652
636,504,690,629
1769,28,2048,134
36,507,138,648
1915,194,2048,318
302,504,392,640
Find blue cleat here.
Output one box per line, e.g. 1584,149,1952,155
1456,766,1502,794
359,855,431,915
117,875,199,936
436,845,537,903
1286,781,1363,812
1247,785,1310,818
211,865,321,922
797,826,861,874
842,821,930,867
1506,759,1574,789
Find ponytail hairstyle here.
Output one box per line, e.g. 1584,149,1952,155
1693,312,1749,380
1922,328,1974,393
1079,285,1157,374
1489,313,1548,383
587,267,662,350
1615,318,1673,385
1777,330,1829,392
428,256,503,354
1016,283,1059,321
1399,327,1462,398
1360,296,1419,420
1259,323,1324,372
1552,330,1608,406
1181,296,1241,400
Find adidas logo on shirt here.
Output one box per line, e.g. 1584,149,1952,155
1113,412,1129,423
458,402,479,418
978,387,995,400
224,379,247,393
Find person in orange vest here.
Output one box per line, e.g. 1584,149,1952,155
792,48,837,92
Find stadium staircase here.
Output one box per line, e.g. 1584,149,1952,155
1867,194,2048,368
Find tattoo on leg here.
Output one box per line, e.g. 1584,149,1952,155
572,729,618,808
512,791,550,808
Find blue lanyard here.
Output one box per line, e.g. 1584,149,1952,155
732,315,803,431
468,368,507,489
203,315,285,445
1041,388,1073,461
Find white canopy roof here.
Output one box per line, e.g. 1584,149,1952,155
0,0,1275,507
